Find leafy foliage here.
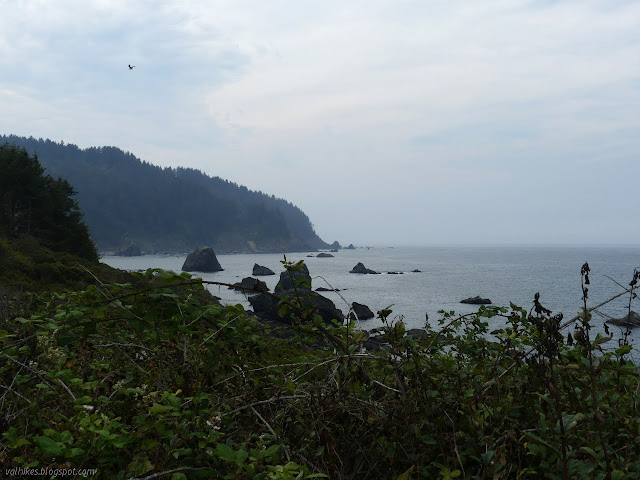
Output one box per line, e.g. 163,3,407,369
1,260,639,479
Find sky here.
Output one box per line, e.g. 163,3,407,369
1,0,639,247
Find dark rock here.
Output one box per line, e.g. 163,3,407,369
275,263,312,291
252,263,275,276
230,277,268,294
412,269,422,273
330,249,339,253
406,329,429,340
349,262,380,274
181,246,224,272
329,241,341,250
345,244,356,250
606,311,640,327
115,244,142,257
364,334,387,351
349,302,374,320
316,287,340,292
387,271,403,275
317,253,334,258
460,296,492,305
249,290,344,325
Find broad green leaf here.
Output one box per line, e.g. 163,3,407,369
214,443,236,463
67,448,85,457
149,404,168,414
34,436,62,456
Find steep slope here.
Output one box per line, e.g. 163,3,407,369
1,135,332,253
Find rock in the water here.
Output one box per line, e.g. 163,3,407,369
606,311,640,327
181,246,224,272
276,263,312,291
316,287,340,292
349,302,374,320
115,244,142,257
350,262,380,274
387,271,403,275
412,269,422,273
317,253,334,258
406,329,429,340
252,263,275,276
249,290,344,325
230,277,268,294
329,241,341,250
345,244,356,250
460,296,492,305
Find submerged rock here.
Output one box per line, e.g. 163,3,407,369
181,246,224,272
606,311,640,327
317,253,334,258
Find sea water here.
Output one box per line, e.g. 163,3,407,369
101,245,640,353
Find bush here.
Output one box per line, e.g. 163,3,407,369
0,263,638,479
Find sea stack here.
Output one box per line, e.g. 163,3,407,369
181,246,224,272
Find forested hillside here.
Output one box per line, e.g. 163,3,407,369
1,135,332,253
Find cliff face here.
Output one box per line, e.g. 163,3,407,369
1,135,331,253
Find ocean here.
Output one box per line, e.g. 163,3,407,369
101,245,640,352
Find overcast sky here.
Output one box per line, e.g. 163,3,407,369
1,0,639,246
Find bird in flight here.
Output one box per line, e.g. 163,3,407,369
128,64,135,70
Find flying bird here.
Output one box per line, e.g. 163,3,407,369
128,64,135,70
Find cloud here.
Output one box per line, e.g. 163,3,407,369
1,0,639,244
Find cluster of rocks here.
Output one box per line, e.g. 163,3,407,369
248,263,347,326
177,247,456,352
180,248,444,351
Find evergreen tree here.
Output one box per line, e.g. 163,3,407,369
0,143,98,261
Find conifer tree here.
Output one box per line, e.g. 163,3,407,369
0,143,98,261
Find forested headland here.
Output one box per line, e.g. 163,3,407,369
1,135,333,254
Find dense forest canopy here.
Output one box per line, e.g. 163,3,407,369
0,143,98,261
0,135,332,253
